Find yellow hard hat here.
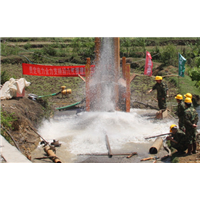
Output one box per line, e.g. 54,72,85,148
175,94,183,100
61,86,66,90
61,89,72,95
66,89,72,94
184,97,192,104
170,124,177,132
184,93,192,99
155,76,162,81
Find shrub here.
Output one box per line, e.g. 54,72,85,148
42,45,57,56
160,44,178,66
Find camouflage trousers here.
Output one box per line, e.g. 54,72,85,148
157,97,166,110
171,142,188,152
178,117,185,131
185,128,197,144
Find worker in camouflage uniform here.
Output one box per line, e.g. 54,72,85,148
175,94,185,132
148,76,168,111
184,97,199,155
184,93,194,107
166,124,188,154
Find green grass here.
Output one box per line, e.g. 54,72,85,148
178,74,200,96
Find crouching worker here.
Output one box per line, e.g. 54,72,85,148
166,124,188,154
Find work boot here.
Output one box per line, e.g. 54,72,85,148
192,142,197,154
187,144,193,155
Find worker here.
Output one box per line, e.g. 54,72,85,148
175,94,185,132
184,97,199,155
184,93,193,107
148,76,168,111
166,124,188,154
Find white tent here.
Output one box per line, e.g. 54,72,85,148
0,78,31,100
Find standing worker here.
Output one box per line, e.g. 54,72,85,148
184,97,199,155
175,94,185,132
148,76,168,111
184,93,193,107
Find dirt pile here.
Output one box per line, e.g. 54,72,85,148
1,94,45,157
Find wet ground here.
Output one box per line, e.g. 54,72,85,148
31,108,173,163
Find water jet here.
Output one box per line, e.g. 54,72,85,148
85,37,131,112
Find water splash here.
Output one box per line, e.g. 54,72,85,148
90,37,117,111
39,109,176,155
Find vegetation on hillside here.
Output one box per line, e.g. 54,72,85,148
1,37,200,100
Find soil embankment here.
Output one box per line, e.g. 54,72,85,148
1,93,45,158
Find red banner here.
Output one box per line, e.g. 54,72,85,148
22,63,95,77
144,51,153,76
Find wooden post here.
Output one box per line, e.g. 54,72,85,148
122,57,126,79
125,63,130,112
95,37,101,65
114,37,120,110
85,58,91,111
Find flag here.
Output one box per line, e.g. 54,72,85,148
178,53,186,77
144,51,153,76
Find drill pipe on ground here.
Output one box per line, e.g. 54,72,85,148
149,137,163,154
44,146,61,163
105,134,112,157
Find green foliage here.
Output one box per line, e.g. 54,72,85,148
0,109,16,144
160,44,178,66
1,109,16,129
188,67,200,88
24,42,31,50
42,45,57,56
1,43,20,56
1,70,10,85
32,49,45,62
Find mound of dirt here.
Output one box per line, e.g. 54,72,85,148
1,94,45,157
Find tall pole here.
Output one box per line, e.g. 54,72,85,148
125,63,131,112
114,37,120,110
85,57,91,111
178,52,180,94
122,57,126,79
95,38,101,64
95,37,101,111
